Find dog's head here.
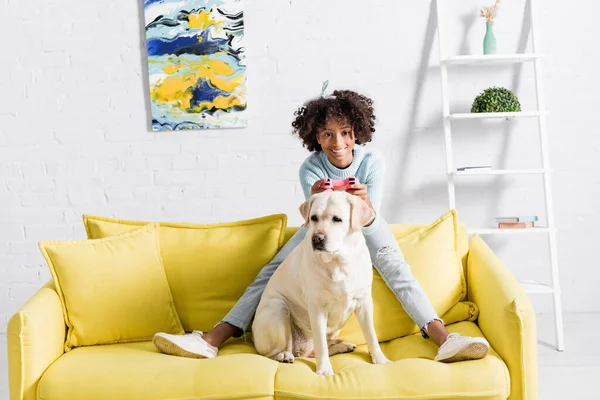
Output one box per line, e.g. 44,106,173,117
299,191,375,254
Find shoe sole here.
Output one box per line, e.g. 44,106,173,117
152,335,212,359
437,342,489,363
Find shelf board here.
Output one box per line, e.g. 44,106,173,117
451,168,551,176
520,280,559,294
447,111,545,120
441,53,541,65
469,226,555,235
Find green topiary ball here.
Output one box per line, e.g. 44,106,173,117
471,87,522,113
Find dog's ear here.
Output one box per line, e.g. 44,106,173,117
299,195,316,227
348,195,376,232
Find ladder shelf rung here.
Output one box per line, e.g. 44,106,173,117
451,168,552,176
520,280,559,294
447,111,546,120
468,227,556,235
441,53,541,65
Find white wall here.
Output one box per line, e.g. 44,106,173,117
1,0,599,332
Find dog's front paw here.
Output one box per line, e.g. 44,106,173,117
328,341,356,356
372,353,392,365
272,351,295,363
316,364,334,376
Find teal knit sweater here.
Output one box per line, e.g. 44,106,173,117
298,145,385,215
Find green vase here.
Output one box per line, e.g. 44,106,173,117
483,22,497,55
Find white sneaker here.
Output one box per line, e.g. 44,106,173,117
434,333,490,363
153,331,218,359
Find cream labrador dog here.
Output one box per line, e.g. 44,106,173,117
252,190,391,375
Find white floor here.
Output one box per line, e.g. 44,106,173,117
1,313,598,399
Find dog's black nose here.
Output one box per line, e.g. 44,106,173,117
312,233,326,250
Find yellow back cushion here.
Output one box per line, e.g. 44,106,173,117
283,219,470,280
39,224,184,351
83,214,287,332
285,210,467,345
346,210,465,343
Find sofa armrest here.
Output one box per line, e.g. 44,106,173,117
7,281,66,400
467,235,538,400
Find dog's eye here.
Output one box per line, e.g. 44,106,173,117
310,215,318,222
332,216,342,223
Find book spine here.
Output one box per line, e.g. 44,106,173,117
498,222,535,229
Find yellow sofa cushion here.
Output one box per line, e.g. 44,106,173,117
275,321,509,400
83,213,287,332
337,210,467,344
38,224,184,351
283,219,471,286
38,341,278,400
37,322,507,400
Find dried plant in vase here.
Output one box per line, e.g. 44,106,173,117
480,0,501,54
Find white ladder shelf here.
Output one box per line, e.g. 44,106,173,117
435,0,564,351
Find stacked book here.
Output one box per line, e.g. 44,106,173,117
495,216,538,229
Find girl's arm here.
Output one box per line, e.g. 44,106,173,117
364,154,385,216
346,153,385,216
299,163,323,200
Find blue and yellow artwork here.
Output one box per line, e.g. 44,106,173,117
144,0,246,130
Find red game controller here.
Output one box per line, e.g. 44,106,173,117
319,177,358,191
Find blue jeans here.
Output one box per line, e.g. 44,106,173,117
221,216,441,339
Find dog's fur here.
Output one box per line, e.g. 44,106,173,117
252,191,391,375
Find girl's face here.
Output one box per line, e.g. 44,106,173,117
316,119,356,169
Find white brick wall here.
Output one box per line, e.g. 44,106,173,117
1,0,599,332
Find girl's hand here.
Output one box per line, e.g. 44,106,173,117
311,178,333,195
346,181,376,226
345,180,374,211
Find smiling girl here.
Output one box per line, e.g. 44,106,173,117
153,85,490,364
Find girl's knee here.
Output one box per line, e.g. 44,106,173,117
373,246,406,264
375,245,397,259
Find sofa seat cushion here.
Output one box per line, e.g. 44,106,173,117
39,322,508,400
38,341,277,400
275,322,509,400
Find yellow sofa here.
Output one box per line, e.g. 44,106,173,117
7,219,538,400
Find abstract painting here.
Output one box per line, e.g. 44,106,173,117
144,0,246,130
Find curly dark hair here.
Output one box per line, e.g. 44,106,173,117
291,90,376,152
